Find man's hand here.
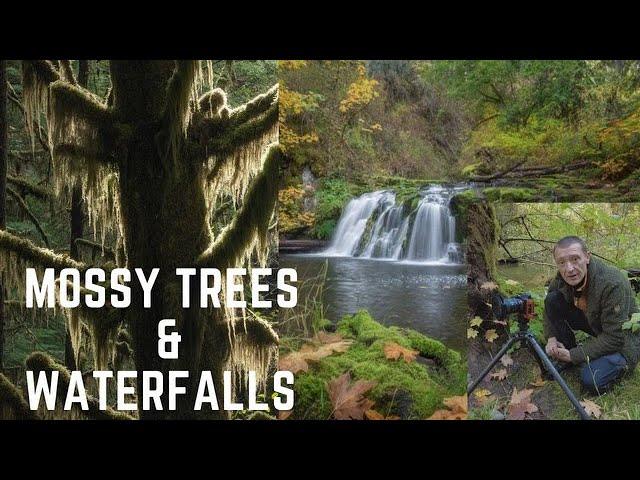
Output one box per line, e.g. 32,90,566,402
554,347,571,363
545,337,567,360
545,337,558,356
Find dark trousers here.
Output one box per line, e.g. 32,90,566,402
545,290,627,393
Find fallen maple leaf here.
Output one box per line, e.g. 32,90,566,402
311,339,353,359
467,328,479,339
278,337,354,374
580,399,602,419
443,395,468,414
473,389,492,400
312,331,344,345
364,409,400,420
383,342,419,363
328,373,377,420
428,409,466,420
278,410,293,420
507,388,538,420
485,329,499,343
278,345,315,374
364,409,385,420
428,395,468,420
473,389,493,405
470,316,483,328
500,354,514,367
529,377,547,388
491,368,508,381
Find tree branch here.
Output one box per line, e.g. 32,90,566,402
6,176,51,201
197,144,280,269
194,84,278,144
6,186,50,248
0,229,85,271
203,101,278,158
470,160,527,182
47,80,117,166
74,237,115,260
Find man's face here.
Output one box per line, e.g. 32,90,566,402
553,242,591,286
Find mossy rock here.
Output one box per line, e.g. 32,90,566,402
289,311,465,420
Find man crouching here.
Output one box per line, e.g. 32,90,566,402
544,236,640,394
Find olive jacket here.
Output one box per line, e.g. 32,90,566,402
543,257,640,366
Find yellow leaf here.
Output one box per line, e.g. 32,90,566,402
467,328,479,339
470,317,483,328
485,329,499,343
473,389,493,405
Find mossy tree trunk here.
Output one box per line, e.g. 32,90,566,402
465,201,499,321
0,60,279,419
451,196,498,321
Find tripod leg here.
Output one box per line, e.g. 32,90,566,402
525,334,591,420
468,336,519,394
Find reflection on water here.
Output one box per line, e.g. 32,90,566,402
281,254,468,350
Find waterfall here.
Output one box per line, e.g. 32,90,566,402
323,185,464,264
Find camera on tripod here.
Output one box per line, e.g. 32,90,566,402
492,293,536,323
469,290,590,419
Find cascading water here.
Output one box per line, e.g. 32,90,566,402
323,185,465,264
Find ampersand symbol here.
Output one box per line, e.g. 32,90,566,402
158,319,182,359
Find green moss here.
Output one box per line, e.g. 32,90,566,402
482,187,537,202
290,311,465,420
0,373,40,420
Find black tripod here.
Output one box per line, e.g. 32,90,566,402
468,298,590,420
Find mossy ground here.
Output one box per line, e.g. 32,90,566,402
284,310,466,420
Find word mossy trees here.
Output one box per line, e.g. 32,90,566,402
0,60,280,419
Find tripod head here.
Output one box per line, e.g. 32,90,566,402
492,293,536,331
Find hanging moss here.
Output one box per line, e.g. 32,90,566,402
48,80,114,164
203,102,278,211
56,280,123,371
21,60,58,152
199,144,280,271
163,60,199,165
23,64,123,250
